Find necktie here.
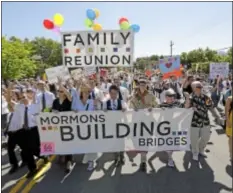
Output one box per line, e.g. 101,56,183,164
42,93,46,111
118,90,123,100
23,107,29,129
112,101,117,110
105,83,107,89
92,91,95,99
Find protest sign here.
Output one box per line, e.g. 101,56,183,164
209,62,229,79
61,30,134,67
70,68,83,78
45,66,70,84
159,56,180,74
37,109,193,155
84,66,96,76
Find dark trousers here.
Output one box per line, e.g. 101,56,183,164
27,127,41,158
65,155,73,163
114,152,124,160
7,129,36,171
7,131,27,166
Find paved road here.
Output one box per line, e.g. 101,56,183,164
2,112,232,193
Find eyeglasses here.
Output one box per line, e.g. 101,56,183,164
166,95,175,98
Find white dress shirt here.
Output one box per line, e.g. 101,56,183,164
14,103,41,128
100,82,112,93
7,112,21,132
36,91,55,111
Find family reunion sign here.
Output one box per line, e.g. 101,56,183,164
37,109,193,155
61,30,134,67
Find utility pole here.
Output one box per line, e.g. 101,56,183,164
170,40,174,56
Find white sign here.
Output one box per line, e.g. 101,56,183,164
45,66,70,84
84,66,96,76
61,30,134,68
70,69,83,78
209,62,229,79
37,109,193,155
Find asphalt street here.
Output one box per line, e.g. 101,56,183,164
1,110,232,193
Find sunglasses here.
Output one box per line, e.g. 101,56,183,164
166,95,175,98
58,90,64,93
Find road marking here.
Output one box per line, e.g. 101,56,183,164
8,157,53,193
21,155,56,193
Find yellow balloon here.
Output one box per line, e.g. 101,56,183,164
53,13,64,27
92,23,102,31
93,8,100,18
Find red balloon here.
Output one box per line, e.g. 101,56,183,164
43,19,54,30
119,17,129,25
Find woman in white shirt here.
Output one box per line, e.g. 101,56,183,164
72,84,98,171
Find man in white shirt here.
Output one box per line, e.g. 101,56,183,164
89,80,104,110
6,88,42,178
36,81,55,112
100,78,112,95
113,77,130,102
169,75,183,100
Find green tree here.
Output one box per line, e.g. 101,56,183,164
30,37,62,71
2,36,37,80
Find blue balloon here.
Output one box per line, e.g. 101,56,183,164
86,9,96,20
131,24,140,33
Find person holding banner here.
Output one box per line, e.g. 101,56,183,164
52,79,73,173
71,84,98,171
129,77,158,172
159,88,184,167
103,85,127,166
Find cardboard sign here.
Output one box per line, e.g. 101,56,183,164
84,66,96,76
209,62,229,79
45,66,70,84
70,69,83,78
61,30,134,67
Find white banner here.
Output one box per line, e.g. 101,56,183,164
209,62,229,79
45,66,70,84
61,30,134,67
37,109,193,155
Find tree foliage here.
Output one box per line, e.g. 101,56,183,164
2,36,62,80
